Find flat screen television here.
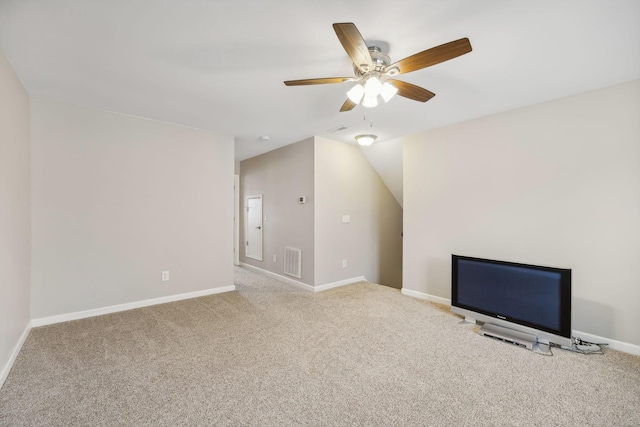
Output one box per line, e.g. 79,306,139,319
451,254,572,347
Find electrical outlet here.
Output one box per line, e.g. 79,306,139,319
273,254,277,262
342,260,347,268
161,271,170,281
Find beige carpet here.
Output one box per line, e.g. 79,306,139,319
1,266,639,426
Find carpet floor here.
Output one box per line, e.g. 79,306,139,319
1,266,639,426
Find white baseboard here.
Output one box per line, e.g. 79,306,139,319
241,263,314,291
401,288,451,306
240,263,365,292
31,285,236,327
400,288,640,356
1,321,32,389
314,276,367,292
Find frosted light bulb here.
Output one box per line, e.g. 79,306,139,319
362,93,378,108
346,84,365,104
380,82,398,102
364,77,382,97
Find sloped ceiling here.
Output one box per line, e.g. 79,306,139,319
0,0,638,162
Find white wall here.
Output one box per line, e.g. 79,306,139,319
403,80,640,346
0,49,31,384
240,139,315,285
30,98,235,319
315,137,403,288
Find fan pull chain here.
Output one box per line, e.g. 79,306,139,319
362,112,374,130
363,111,374,128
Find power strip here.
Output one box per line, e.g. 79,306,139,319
560,339,604,354
576,343,601,352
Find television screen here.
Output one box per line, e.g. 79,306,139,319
452,255,571,342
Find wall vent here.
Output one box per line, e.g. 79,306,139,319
284,247,302,279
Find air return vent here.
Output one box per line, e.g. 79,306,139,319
284,247,302,279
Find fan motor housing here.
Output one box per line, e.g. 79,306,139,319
353,46,390,77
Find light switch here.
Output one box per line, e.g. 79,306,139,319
342,215,350,224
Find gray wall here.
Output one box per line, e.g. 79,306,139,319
240,138,315,285
315,137,403,289
0,49,31,382
403,80,640,346
30,98,235,318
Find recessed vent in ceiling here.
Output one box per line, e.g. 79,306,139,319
327,125,348,133
284,247,302,279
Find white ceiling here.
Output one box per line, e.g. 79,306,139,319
1,0,639,161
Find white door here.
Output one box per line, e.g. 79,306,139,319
245,195,263,261
234,175,240,265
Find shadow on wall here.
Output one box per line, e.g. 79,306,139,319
375,208,403,289
378,224,402,289
425,256,452,299
572,298,614,339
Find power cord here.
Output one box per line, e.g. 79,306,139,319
558,337,607,355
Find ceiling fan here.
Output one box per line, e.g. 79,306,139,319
284,23,472,112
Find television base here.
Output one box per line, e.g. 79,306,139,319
479,323,537,351
459,316,476,324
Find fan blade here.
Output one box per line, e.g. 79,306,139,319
388,79,435,102
284,77,353,86
340,99,357,112
385,38,472,75
333,23,373,73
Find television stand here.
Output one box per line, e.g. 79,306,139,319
479,323,538,351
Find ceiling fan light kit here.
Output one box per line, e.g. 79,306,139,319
284,22,472,113
347,76,398,107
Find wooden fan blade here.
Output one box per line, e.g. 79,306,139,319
385,38,472,75
284,77,353,86
387,79,435,102
340,98,357,112
333,23,373,73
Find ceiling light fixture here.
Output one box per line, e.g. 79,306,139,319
355,134,377,147
346,74,397,109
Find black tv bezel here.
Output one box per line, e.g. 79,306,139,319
451,254,572,339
